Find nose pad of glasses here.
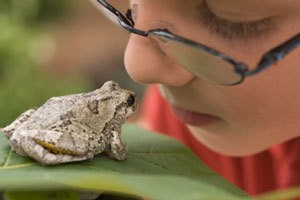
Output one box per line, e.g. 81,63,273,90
148,33,169,56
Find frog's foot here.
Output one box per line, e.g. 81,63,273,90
19,130,93,165
2,108,36,138
107,130,126,161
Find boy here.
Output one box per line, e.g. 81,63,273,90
93,0,300,196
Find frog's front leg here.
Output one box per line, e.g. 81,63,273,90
108,130,127,161
1,108,36,139
19,130,93,165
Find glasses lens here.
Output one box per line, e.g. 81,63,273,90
90,0,128,26
149,33,243,85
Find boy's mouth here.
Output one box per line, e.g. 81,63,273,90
171,105,220,127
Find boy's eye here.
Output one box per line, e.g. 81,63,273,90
196,1,275,40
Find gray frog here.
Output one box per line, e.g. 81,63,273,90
1,81,138,165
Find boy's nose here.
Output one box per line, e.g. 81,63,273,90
124,34,194,86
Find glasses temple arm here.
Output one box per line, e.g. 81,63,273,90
246,33,300,76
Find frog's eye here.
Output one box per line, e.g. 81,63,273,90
126,94,135,107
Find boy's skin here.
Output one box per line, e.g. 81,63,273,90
124,0,300,156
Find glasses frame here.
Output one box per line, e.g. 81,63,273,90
96,0,300,85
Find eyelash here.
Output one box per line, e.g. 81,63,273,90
196,1,275,40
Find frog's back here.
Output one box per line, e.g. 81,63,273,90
22,94,85,130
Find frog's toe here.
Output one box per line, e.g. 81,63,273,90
105,146,127,161
112,148,127,160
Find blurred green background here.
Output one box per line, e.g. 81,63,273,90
0,0,143,127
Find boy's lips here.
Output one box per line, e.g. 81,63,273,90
171,105,220,127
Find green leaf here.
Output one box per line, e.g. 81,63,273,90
0,125,251,200
4,190,79,200
257,186,300,200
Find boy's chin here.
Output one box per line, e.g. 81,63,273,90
187,125,275,157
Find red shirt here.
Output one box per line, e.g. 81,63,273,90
140,85,300,196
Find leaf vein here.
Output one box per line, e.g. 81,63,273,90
2,149,12,167
128,154,177,174
129,151,187,155
0,162,36,170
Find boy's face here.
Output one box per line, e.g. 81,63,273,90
124,0,300,156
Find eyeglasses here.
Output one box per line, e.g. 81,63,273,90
94,0,300,85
